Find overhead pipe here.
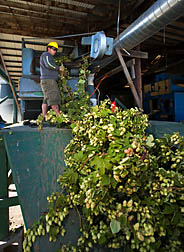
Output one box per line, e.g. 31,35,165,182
113,0,184,108
114,0,184,51
94,0,184,72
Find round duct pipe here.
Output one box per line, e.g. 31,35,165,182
114,0,184,50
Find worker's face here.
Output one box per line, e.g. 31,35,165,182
48,47,57,56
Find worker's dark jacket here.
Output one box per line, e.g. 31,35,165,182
40,52,59,80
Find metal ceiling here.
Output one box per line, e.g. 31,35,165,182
0,0,184,86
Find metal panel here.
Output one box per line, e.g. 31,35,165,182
22,48,34,75
0,137,8,239
147,120,184,137
19,78,43,98
3,127,80,251
2,127,123,251
174,92,184,121
0,83,13,98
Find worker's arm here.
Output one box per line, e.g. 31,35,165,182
42,53,59,71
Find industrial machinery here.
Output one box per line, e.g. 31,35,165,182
19,39,97,120
0,66,18,123
81,0,184,110
1,1,184,251
19,40,44,120
143,73,184,122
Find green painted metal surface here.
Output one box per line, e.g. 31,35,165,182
0,137,9,239
3,128,71,228
148,120,184,137
2,126,81,251
1,120,184,250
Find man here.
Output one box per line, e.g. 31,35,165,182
40,41,64,118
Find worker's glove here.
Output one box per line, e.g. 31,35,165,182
59,66,64,72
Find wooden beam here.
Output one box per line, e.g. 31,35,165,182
51,0,119,7
142,35,176,46
0,0,121,26
0,39,23,44
0,7,82,25
0,27,81,39
165,26,184,37
128,0,155,23
0,10,86,36
0,39,74,48
96,58,136,82
4,60,22,63
8,70,22,73
115,48,142,108
6,65,22,68
96,0,145,34
120,49,148,59
156,30,184,42
9,74,22,77
0,47,22,51
0,14,86,38
0,1,87,21
0,0,92,15
2,54,22,57
92,47,148,74
171,20,184,29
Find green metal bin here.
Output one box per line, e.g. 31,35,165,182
1,120,184,251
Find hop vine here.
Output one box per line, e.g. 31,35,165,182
36,56,91,129
26,98,184,252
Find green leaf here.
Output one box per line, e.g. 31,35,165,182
78,79,85,84
56,117,63,123
99,165,105,175
70,172,78,184
70,123,76,129
103,158,112,169
90,156,111,175
101,175,111,186
98,235,106,244
171,212,181,225
162,204,176,215
151,239,161,250
90,156,101,168
110,219,121,234
74,151,84,162
119,215,127,226
91,106,98,113
111,178,118,189
142,199,156,207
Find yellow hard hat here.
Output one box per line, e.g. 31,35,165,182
47,41,59,49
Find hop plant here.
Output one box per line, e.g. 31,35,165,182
37,56,91,129
32,70,184,251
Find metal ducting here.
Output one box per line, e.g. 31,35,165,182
114,0,184,50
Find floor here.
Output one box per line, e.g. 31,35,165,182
9,184,24,231
0,185,24,252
